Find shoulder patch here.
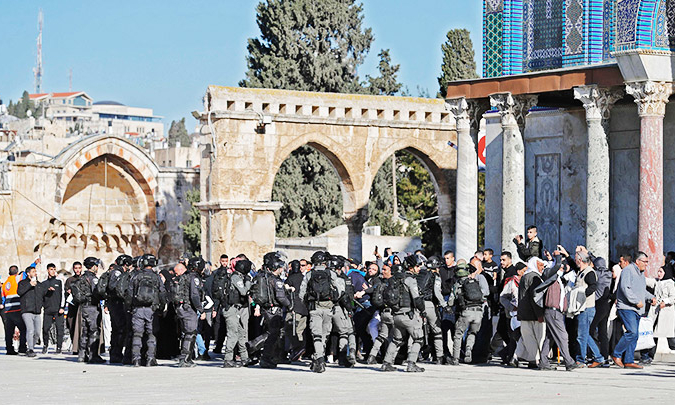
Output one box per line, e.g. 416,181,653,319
194,278,200,286
114,270,121,277
276,281,284,288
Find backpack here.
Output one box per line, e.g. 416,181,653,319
461,277,484,305
382,274,404,310
371,280,386,309
96,270,112,300
417,270,434,301
339,275,356,312
134,272,158,307
116,271,132,302
250,272,273,308
210,269,230,303
307,268,335,302
70,276,92,305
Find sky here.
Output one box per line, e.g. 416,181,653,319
0,1,483,130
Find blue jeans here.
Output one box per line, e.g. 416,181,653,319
576,307,604,363
612,309,640,364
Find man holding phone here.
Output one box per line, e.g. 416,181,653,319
514,225,544,262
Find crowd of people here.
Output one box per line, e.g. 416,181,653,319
1,225,673,373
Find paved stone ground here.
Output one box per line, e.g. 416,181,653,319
1,329,673,404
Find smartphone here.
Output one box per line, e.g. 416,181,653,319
374,246,379,254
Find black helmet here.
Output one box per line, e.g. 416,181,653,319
83,257,99,270
140,254,157,268
288,260,301,274
263,252,281,270
115,255,133,267
404,254,423,269
426,256,441,269
326,255,342,270
234,259,252,274
188,256,205,272
311,251,328,265
390,264,404,276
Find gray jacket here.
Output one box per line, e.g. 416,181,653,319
616,263,653,315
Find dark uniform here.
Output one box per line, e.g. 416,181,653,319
106,256,131,363
64,273,80,354
40,275,66,353
417,257,449,363
127,254,165,367
79,257,104,363
284,260,308,362
171,269,203,367
260,266,291,369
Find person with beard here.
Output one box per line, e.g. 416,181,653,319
284,259,308,363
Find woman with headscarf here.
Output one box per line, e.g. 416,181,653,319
649,267,675,353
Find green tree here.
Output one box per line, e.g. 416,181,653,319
240,0,373,94
366,49,403,96
272,146,343,237
7,91,42,118
367,156,404,236
437,29,478,98
168,117,190,147
180,189,201,255
243,0,375,237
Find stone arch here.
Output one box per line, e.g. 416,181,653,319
55,135,158,222
370,142,454,219
269,133,362,216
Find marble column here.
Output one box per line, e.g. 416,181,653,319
345,208,368,261
574,85,623,261
626,81,672,278
447,97,477,261
437,216,454,254
490,93,537,259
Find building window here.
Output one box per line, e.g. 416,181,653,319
186,160,191,168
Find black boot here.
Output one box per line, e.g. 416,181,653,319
406,362,425,372
381,362,396,372
246,333,269,355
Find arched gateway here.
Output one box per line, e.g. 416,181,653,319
195,86,485,262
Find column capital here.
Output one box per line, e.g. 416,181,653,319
445,97,470,130
467,99,491,130
573,85,624,129
626,81,673,117
489,93,537,131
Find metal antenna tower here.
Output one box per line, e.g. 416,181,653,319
33,9,43,94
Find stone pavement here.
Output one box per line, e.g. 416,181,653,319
1,346,673,404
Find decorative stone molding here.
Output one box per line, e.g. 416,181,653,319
626,81,673,117
196,201,283,212
467,99,491,130
490,93,538,131
573,85,624,129
445,97,470,130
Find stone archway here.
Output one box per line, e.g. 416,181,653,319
36,135,161,267
197,86,458,262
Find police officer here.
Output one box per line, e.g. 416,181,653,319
417,255,450,364
127,254,166,367
366,263,395,364
171,261,204,368
450,260,489,365
222,259,252,368
381,255,426,373
106,254,132,364
79,257,105,364
331,256,357,368
258,253,292,369
299,251,341,373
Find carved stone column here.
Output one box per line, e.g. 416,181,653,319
345,208,368,261
437,215,454,255
447,97,477,261
626,81,672,278
574,85,623,261
490,93,537,258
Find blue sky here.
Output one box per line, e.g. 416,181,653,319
0,1,483,129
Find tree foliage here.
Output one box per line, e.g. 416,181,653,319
180,189,201,255
366,49,403,96
437,29,478,98
272,146,343,237
7,91,42,118
168,117,190,147
240,0,373,94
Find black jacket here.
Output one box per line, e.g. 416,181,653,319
18,278,42,314
270,273,291,309
517,270,544,321
285,270,308,316
41,276,65,314
516,237,543,262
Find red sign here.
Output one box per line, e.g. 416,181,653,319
478,134,486,166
